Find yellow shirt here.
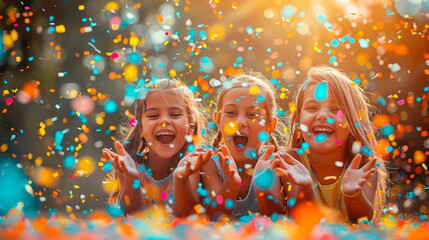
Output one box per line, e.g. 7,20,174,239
299,152,349,221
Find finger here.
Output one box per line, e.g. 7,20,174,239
349,154,362,169
220,145,232,158
217,152,226,169
269,157,280,169
102,150,113,160
362,169,376,180
112,155,120,170
260,145,275,161
277,156,290,170
282,153,300,165
202,149,213,163
114,141,127,156
192,154,205,171
362,158,377,172
103,149,118,159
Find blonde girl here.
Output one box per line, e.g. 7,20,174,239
267,65,388,222
102,78,202,215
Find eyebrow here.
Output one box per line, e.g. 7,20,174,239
302,99,318,105
145,106,184,111
222,103,259,109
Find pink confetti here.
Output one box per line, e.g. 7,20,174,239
337,110,343,120
110,53,119,59
130,118,137,127
398,99,404,105
160,192,167,200
25,6,30,10
335,141,343,145
216,195,223,204
5,98,13,106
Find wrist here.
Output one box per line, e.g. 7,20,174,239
341,185,361,198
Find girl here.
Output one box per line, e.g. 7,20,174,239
102,78,202,215
265,65,388,222
197,72,282,219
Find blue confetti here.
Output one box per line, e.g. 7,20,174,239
258,131,269,142
254,169,274,189
104,99,118,114
314,82,328,101
64,155,77,169
359,38,369,48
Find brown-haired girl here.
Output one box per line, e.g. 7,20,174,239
199,72,284,219
102,78,203,215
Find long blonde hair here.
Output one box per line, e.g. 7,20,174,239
212,71,286,152
287,65,388,222
109,78,203,203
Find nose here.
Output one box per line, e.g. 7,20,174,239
236,113,248,127
316,108,328,121
159,113,171,126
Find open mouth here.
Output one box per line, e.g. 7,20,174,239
233,132,248,148
155,131,176,145
312,127,334,136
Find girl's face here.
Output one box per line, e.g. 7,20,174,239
217,87,271,162
141,90,193,159
299,83,350,154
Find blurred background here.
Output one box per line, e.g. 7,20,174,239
0,0,428,220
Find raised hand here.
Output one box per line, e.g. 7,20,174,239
216,145,241,184
276,152,313,187
102,141,139,180
253,145,277,177
174,147,213,179
341,154,376,197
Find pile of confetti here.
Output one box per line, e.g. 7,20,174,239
1,0,429,237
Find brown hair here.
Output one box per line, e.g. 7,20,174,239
109,78,202,202
212,71,285,152
287,65,388,222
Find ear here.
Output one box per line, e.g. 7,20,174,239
267,117,277,134
214,112,220,127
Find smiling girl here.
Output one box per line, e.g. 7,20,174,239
267,66,388,222
198,72,283,219
102,78,202,214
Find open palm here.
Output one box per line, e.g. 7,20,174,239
174,148,212,179
277,152,312,187
341,154,376,197
102,141,140,180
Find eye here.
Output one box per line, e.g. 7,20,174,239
147,114,158,118
224,111,236,116
248,112,259,118
304,105,317,110
170,112,183,117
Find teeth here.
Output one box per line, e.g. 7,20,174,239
235,132,248,137
156,131,175,136
313,127,334,133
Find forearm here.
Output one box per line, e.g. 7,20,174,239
343,191,374,221
206,180,239,217
173,176,199,217
118,177,144,214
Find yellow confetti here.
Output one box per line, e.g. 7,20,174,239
78,5,85,10
249,86,259,94
55,25,66,33
223,121,238,136
74,185,80,189
53,172,59,178
324,176,337,181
